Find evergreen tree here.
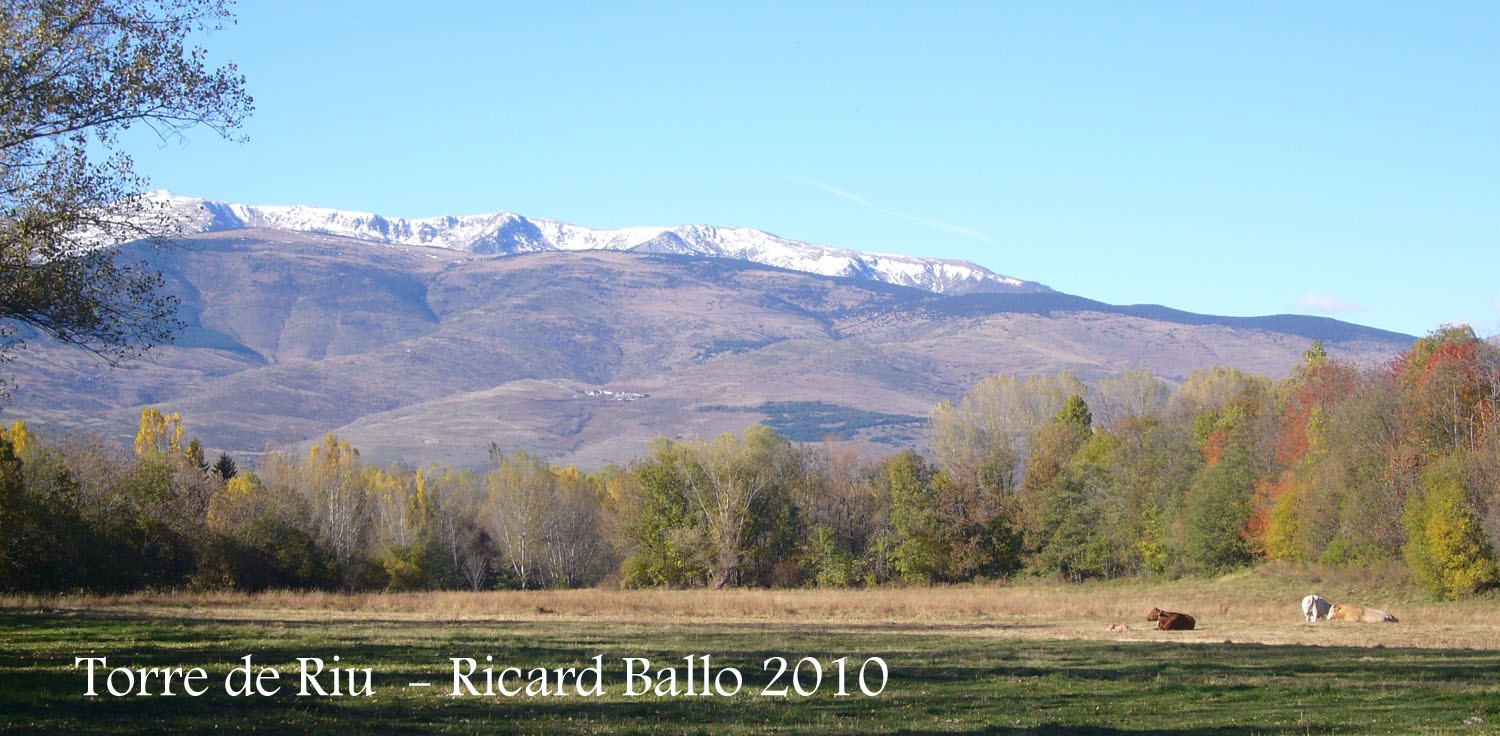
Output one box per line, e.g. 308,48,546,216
211,452,238,482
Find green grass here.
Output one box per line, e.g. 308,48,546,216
3,610,1499,734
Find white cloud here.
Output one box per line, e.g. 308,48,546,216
1295,292,1366,314
788,174,991,244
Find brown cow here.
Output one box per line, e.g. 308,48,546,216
1329,604,1398,623
1146,607,1196,630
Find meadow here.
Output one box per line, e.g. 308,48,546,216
5,569,1500,735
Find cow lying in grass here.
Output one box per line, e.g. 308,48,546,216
1301,594,1331,622
1329,604,1398,623
1146,607,1195,630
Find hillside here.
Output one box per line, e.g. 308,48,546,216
3,230,1412,467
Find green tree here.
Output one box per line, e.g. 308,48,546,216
210,452,237,482
1083,411,1199,576
1030,431,1124,581
925,373,1089,581
0,435,36,587
199,472,331,591
618,439,705,587
1018,394,1093,561
1311,375,1406,564
0,0,251,371
795,444,883,587
1179,444,1255,574
879,450,948,583
1177,386,1273,574
802,525,862,587
672,426,799,588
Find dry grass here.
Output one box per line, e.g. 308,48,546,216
9,564,1500,651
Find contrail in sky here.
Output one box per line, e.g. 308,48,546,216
789,174,991,245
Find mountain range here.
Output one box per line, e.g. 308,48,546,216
146,192,1044,296
1,196,1416,468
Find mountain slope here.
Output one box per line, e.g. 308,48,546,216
3,230,1412,468
147,192,1046,295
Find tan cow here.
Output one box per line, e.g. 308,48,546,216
1328,603,1398,623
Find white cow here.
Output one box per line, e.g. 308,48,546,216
1301,594,1331,622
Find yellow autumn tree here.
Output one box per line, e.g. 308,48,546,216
205,473,262,534
1404,459,1498,600
134,408,185,457
0,420,36,456
366,464,431,590
304,433,368,587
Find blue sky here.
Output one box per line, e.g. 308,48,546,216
126,2,1500,338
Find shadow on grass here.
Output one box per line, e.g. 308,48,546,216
892,728,1271,735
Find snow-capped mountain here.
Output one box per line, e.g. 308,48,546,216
145,192,1048,295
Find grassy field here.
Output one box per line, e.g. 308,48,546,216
5,572,1500,734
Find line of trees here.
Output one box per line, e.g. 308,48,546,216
2,326,1498,598
3,2,1495,601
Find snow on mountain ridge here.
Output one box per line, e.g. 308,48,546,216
147,192,1047,295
